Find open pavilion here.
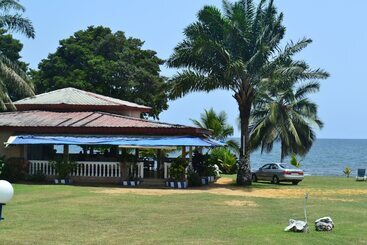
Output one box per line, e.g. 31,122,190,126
0,87,222,185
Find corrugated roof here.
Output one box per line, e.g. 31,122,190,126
14,87,151,110
0,110,210,136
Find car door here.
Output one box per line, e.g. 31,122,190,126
263,164,275,180
269,164,280,179
258,164,270,180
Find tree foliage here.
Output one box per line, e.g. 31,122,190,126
31,26,169,118
167,0,329,185
0,0,34,110
250,64,327,162
191,108,240,154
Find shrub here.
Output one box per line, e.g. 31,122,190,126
290,155,301,168
50,159,76,179
0,156,4,176
187,167,202,187
0,157,28,182
169,158,188,181
192,151,207,176
208,147,237,174
343,166,352,178
26,171,46,182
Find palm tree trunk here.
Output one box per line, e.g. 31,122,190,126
236,101,252,186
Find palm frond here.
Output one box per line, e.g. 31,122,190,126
0,14,35,38
0,0,25,12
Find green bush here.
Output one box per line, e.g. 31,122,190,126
50,159,76,179
187,167,202,187
343,166,352,178
169,158,188,181
208,147,237,174
0,157,28,182
0,157,4,176
290,155,301,168
26,171,46,182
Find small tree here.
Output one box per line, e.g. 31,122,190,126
169,158,188,181
343,166,352,178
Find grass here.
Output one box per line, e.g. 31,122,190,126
1,176,367,244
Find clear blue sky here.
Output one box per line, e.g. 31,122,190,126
15,0,367,139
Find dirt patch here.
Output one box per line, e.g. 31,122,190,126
222,200,259,207
215,177,235,185
92,177,367,199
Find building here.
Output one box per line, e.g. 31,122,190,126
0,88,220,185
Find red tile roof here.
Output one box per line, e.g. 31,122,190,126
0,110,210,136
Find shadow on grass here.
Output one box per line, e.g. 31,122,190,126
16,178,303,192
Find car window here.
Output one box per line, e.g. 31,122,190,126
261,164,270,169
271,164,278,169
280,164,295,169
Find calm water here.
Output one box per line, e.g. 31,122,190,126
247,138,367,176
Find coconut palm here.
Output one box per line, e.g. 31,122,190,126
250,69,325,162
0,0,35,38
191,108,240,154
167,0,329,185
0,0,35,110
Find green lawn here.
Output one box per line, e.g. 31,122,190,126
1,176,367,244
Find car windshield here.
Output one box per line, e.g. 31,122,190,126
279,163,297,169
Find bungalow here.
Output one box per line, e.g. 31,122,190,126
0,88,220,185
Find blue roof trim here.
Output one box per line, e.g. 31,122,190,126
6,135,224,147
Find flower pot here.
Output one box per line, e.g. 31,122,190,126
122,180,141,187
165,181,188,189
201,177,209,185
54,179,72,185
208,176,215,182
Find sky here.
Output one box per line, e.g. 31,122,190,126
13,0,367,139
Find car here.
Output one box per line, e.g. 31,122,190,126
252,163,304,185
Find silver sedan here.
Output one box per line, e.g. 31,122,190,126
252,163,304,185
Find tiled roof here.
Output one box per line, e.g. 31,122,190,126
0,110,209,136
14,87,151,112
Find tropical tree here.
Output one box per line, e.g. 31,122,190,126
31,26,168,119
167,0,328,185
250,73,325,162
0,0,35,110
191,108,239,153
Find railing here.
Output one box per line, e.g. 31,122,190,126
29,160,121,178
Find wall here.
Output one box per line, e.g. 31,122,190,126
0,130,24,159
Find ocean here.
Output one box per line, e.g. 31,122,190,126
59,138,367,177
248,138,367,176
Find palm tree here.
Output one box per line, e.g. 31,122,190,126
0,0,35,110
0,0,35,38
191,108,240,154
167,0,329,185
250,66,326,162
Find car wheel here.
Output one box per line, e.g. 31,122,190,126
292,181,299,185
252,174,258,182
272,175,279,184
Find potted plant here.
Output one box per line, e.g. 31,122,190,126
50,159,76,184
192,151,210,185
166,157,188,189
122,161,141,187
192,151,217,184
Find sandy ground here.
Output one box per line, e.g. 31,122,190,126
93,178,366,201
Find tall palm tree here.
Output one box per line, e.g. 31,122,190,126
250,64,326,162
167,0,329,185
191,108,240,154
0,0,35,110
